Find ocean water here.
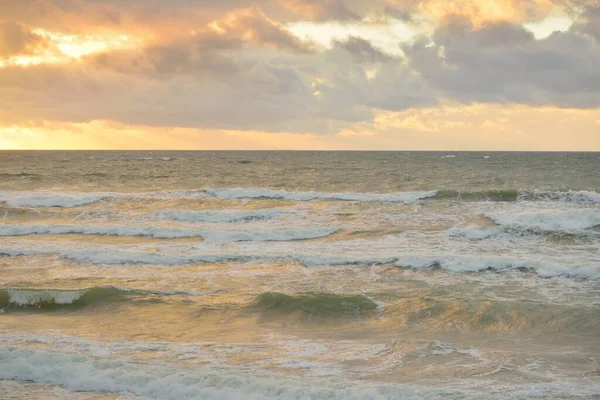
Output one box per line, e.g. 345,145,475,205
0,151,599,399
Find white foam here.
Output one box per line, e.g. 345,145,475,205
0,193,108,208
158,209,287,223
3,289,87,306
521,190,600,203
24,249,597,278
202,188,438,202
2,348,598,399
490,209,600,233
0,224,338,242
446,226,505,240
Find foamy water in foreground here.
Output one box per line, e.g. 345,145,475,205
0,151,599,399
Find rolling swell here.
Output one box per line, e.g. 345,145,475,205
250,292,379,318
433,189,519,202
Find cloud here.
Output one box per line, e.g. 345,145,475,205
0,21,48,58
404,16,600,108
278,0,361,21
578,5,600,41
0,0,599,145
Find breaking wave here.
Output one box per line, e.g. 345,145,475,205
1,188,598,208
201,188,438,202
490,209,600,233
0,224,338,242
448,209,600,239
0,194,109,208
432,189,600,202
0,286,219,311
2,248,597,278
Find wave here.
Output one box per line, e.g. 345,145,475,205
0,172,41,179
250,292,379,318
0,224,338,242
1,188,598,208
0,193,109,208
157,209,287,223
448,209,600,239
490,209,600,233
2,248,597,279
1,348,597,399
432,189,600,202
201,188,439,202
0,286,220,311
433,189,519,202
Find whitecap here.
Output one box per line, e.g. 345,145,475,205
201,188,438,202
0,224,338,242
158,209,287,223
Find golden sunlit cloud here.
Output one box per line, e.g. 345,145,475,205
412,0,556,27
1,29,141,67
287,19,416,55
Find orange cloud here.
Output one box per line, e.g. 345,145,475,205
387,0,558,27
0,21,49,58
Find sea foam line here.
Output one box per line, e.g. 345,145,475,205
0,224,338,242
1,247,598,279
157,209,289,223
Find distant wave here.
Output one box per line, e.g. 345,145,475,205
201,188,438,202
0,224,338,242
0,286,220,311
2,188,599,208
2,248,597,278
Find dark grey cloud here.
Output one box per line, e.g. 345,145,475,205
404,17,600,107
578,6,600,41
333,36,396,63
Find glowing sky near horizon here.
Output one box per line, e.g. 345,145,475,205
0,0,598,150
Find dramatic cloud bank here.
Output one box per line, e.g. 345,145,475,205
0,0,598,149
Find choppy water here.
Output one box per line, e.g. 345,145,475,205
0,151,599,399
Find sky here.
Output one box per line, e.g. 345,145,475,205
0,0,599,150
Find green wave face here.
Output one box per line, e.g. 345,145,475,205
0,287,128,311
433,189,519,202
251,292,379,318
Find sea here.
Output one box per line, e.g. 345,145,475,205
0,151,599,399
